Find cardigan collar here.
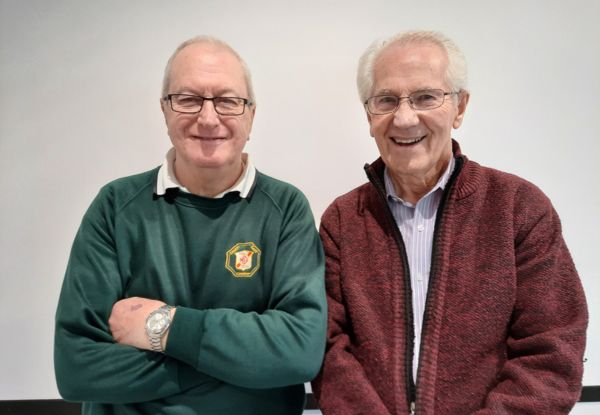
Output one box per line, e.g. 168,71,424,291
364,139,479,202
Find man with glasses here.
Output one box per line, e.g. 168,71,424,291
312,31,587,414
54,36,327,415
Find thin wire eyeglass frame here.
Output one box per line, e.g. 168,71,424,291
364,89,459,115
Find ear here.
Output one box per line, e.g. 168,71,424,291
366,107,375,137
247,103,256,130
160,98,168,124
452,90,470,129
160,98,175,144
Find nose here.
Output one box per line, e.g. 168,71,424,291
392,99,419,128
196,100,220,128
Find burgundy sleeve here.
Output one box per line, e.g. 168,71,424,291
473,186,588,414
311,204,392,415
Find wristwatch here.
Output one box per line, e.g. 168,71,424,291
145,305,173,352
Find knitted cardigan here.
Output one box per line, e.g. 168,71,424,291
312,141,587,415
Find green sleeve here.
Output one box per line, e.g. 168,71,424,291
164,190,327,389
54,189,211,404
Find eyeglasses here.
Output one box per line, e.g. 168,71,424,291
164,94,252,116
364,89,458,115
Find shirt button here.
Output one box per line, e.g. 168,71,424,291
417,224,425,232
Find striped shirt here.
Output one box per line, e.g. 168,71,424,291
384,157,455,382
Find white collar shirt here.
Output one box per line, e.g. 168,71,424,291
155,147,256,199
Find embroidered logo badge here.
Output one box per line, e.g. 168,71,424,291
225,242,261,278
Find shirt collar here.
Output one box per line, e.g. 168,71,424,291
384,156,456,206
155,147,256,198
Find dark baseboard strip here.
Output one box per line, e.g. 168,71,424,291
580,385,600,402
0,399,80,415
1,387,598,413
306,393,318,409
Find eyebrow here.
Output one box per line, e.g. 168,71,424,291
174,88,244,97
374,87,439,96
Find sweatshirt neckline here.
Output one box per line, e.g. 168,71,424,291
162,188,244,209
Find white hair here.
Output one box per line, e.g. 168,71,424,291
357,30,468,103
161,35,256,104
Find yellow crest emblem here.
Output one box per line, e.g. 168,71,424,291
225,242,261,278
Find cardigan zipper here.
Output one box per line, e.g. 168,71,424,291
365,156,464,415
365,165,417,413
412,156,464,409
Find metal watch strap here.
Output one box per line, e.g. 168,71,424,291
147,305,172,353
149,335,164,353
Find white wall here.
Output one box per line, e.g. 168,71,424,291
1,0,598,409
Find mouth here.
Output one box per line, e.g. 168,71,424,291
191,135,226,141
389,135,426,146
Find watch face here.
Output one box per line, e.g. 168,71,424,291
146,311,168,335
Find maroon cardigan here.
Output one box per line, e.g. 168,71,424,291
312,142,587,414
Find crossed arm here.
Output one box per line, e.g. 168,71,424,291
55,189,327,404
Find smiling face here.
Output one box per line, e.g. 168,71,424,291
161,42,255,185
367,42,468,193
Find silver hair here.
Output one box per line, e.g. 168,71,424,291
357,30,468,103
161,35,256,104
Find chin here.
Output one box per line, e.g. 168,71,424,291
193,159,229,169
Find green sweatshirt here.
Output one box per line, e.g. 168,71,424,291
54,167,327,415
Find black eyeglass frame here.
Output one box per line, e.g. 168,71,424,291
163,93,253,116
364,89,459,115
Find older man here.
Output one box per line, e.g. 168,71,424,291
54,36,327,415
312,31,587,415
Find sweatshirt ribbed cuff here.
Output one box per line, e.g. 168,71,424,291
165,306,206,370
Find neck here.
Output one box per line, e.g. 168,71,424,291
174,157,245,197
389,157,450,205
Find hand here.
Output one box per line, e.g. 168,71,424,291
109,297,171,350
